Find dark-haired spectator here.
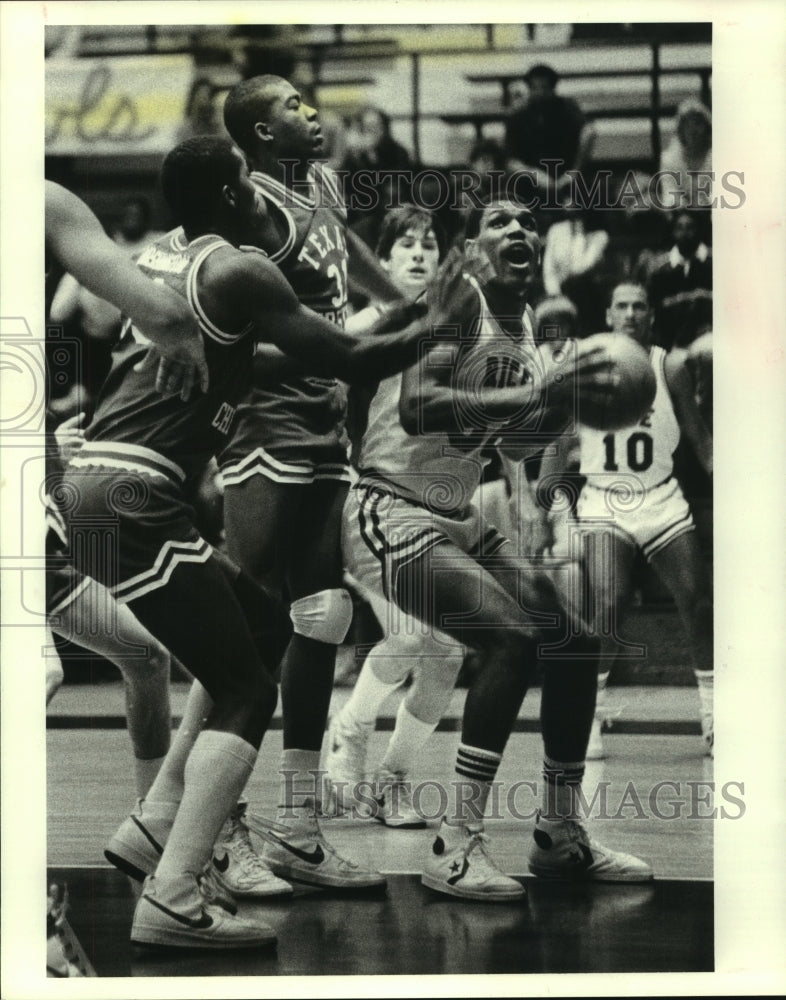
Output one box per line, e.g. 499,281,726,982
341,106,414,249
469,137,507,177
639,209,712,349
602,171,673,282
344,105,413,174
504,63,595,201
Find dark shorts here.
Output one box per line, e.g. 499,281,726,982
61,441,276,697
219,381,350,486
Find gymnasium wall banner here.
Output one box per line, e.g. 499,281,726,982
45,55,193,156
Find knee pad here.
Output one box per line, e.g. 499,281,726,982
289,588,353,645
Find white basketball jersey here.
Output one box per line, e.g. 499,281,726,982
357,277,538,514
579,345,680,490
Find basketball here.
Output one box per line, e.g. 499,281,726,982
576,333,657,431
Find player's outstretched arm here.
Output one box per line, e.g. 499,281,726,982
346,227,404,305
45,181,208,399
216,252,426,383
664,349,713,476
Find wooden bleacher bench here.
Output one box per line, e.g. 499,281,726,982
466,66,712,108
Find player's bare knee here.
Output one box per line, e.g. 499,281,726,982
290,588,353,646
146,644,171,677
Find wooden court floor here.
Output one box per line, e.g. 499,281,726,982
45,714,715,980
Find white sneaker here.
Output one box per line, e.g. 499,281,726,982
372,770,426,829
104,799,172,881
528,811,653,882
261,812,386,889
211,804,293,899
47,883,90,977
422,820,526,902
131,873,276,950
585,715,606,761
324,709,373,813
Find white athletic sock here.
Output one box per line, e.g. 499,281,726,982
145,681,212,806
134,755,166,800
344,662,403,726
380,701,436,776
155,729,257,878
278,748,321,823
447,744,503,826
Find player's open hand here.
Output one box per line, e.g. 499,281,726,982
371,296,429,336
426,245,483,333
136,325,210,402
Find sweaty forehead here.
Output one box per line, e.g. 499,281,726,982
481,201,535,227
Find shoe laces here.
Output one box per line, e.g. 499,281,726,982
539,812,591,849
198,867,236,914
227,817,272,875
463,830,502,875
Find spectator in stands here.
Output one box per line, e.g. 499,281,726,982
657,99,712,210
111,197,165,254
504,63,595,200
639,208,712,350
469,137,507,178
341,105,412,197
602,172,673,282
542,196,610,335
176,77,224,143
342,106,414,250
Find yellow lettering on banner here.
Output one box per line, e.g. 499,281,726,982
45,56,192,154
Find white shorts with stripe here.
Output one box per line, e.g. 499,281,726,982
342,487,464,655
575,476,695,561
353,483,511,604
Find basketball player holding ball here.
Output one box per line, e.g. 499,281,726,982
544,282,714,759
350,199,654,900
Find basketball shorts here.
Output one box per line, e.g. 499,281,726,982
61,442,211,604
219,380,351,487
342,486,463,656
575,476,695,561
45,497,91,618
353,483,511,602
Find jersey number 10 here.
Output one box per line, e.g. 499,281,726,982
603,431,654,472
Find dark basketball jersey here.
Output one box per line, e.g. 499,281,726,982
81,231,261,488
219,163,351,477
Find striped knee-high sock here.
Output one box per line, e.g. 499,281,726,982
447,743,503,827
